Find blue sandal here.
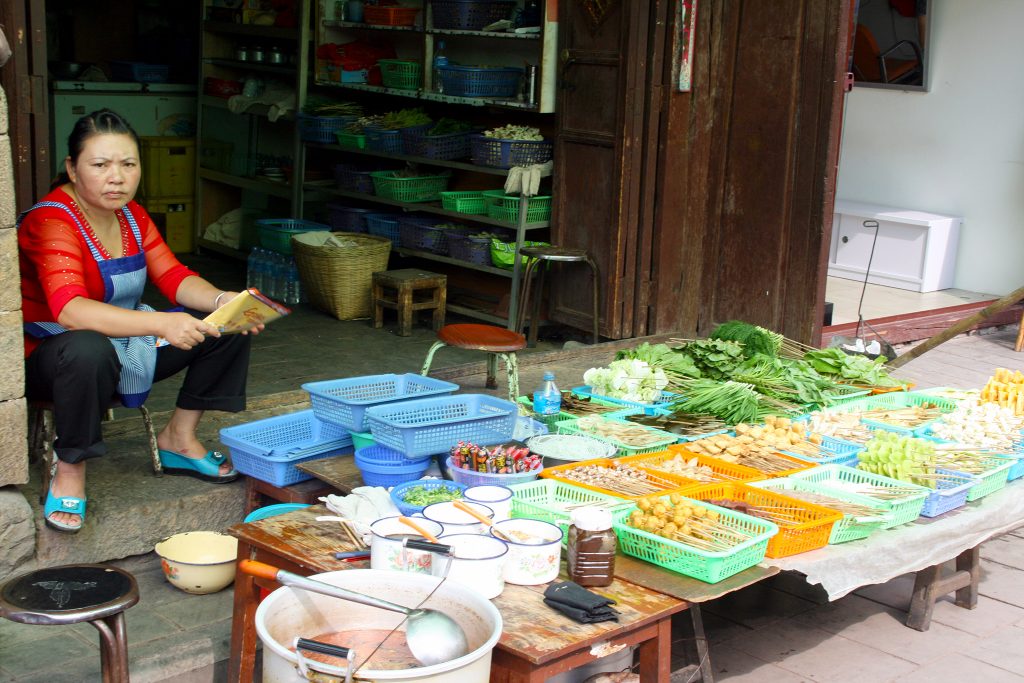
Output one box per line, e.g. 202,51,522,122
44,485,87,534
158,449,239,484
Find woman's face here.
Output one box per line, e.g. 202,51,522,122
66,132,140,213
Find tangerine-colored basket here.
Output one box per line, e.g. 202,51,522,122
667,443,814,478
364,5,420,26
682,481,843,558
617,449,768,490
539,458,693,500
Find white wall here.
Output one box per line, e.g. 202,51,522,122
836,0,1024,295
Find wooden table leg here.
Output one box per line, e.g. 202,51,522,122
955,545,980,609
372,282,384,329
229,541,261,683
636,617,672,682
907,563,942,631
397,284,413,337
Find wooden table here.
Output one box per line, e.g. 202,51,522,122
227,505,698,683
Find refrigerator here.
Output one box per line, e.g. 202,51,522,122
50,81,197,176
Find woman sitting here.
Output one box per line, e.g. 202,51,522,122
19,108,262,533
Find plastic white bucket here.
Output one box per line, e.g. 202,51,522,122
255,569,502,682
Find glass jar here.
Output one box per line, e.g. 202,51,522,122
567,507,616,587
250,45,265,63
235,45,249,62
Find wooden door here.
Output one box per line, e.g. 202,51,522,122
552,1,663,340
0,0,50,210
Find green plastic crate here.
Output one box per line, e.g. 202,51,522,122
612,496,777,584
824,391,959,435
515,395,625,426
335,131,366,149
378,59,422,90
553,417,678,457
439,191,488,215
510,479,628,532
789,464,929,529
481,190,552,223
960,458,1014,502
370,171,451,203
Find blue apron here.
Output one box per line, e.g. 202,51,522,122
21,201,157,407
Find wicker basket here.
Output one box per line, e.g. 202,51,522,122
292,232,391,320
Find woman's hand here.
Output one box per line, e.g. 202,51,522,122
214,291,240,309
241,323,266,336
160,311,219,350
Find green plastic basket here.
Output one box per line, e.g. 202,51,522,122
612,496,777,584
481,191,552,223
553,417,678,457
378,59,422,90
439,191,488,215
370,171,451,202
515,395,624,427
751,478,888,544
789,464,930,529
960,458,1014,502
335,131,366,149
510,479,628,531
825,391,959,435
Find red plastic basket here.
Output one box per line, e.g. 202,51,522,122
364,5,420,26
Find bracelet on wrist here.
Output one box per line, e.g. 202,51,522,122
214,291,228,308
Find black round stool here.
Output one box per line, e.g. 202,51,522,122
515,246,600,346
0,564,139,682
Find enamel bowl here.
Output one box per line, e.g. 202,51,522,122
154,531,238,595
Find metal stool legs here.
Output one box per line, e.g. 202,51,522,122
421,342,519,404
93,611,130,683
516,255,601,346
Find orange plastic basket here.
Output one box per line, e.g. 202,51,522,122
618,449,768,491
364,5,420,26
683,482,843,558
539,458,694,500
667,443,814,478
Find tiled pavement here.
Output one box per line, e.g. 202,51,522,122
3,327,1023,682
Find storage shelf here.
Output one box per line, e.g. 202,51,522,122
307,142,530,177
394,247,513,278
426,28,540,40
305,184,550,230
206,58,296,76
324,20,420,32
202,21,298,40
200,95,294,120
197,237,250,261
446,303,508,326
312,81,535,110
200,168,294,198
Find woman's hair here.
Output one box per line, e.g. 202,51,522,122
51,109,141,189
66,108,141,165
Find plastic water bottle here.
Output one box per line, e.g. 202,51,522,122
271,253,287,301
433,40,448,93
247,248,262,290
533,371,561,416
285,259,302,305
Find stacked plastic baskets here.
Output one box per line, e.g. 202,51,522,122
303,373,460,487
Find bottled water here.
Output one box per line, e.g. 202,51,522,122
285,259,302,305
433,40,448,93
532,371,561,416
248,248,265,291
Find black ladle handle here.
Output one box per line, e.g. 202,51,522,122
296,638,351,660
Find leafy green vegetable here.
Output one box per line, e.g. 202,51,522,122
427,118,472,136
583,359,669,403
668,379,798,424
803,348,903,387
400,484,464,507
381,108,432,130
616,343,700,380
709,320,783,358
680,339,745,381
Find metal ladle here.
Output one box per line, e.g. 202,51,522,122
239,560,470,666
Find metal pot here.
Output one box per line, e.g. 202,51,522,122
421,501,493,536
256,569,502,682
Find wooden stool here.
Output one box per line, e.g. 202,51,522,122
515,246,600,346
243,476,336,516
372,268,447,337
29,401,162,504
0,563,139,682
421,323,526,403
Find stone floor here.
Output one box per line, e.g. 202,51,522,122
4,316,1023,680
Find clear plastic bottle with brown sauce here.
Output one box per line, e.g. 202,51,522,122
567,507,616,587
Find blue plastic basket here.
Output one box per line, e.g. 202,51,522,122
354,445,431,486
334,164,378,194
257,218,332,255
430,0,516,30
366,394,518,458
390,479,468,516
327,203,374,232
437,65,522,98
303,374,459,432
364,213,403,244
365,124,432,155
299,114,358,143
918,468,978,517
220,410,354,486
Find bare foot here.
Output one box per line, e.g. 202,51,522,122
156,432,233,476
48,460,87,529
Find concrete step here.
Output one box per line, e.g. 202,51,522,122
19,395,309,572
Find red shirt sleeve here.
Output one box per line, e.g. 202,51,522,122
19,215,94,320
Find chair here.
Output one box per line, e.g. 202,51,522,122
0,563,139,682
515,246,600,346
28,402,162,504
420,324,526,403
852,23,922,84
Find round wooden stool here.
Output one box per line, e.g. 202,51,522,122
0,564,139,682
515,246,600,346
420,323,526,403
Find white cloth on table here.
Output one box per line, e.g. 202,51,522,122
320,486,400,540
764,483,1024,601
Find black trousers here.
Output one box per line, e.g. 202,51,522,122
25,327,252,464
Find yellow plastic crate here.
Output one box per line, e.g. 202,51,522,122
139,137,195,198
146,195,194,253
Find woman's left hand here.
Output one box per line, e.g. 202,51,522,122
242,323,265,336
214,291,240,310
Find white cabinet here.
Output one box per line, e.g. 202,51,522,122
828,200,961,292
